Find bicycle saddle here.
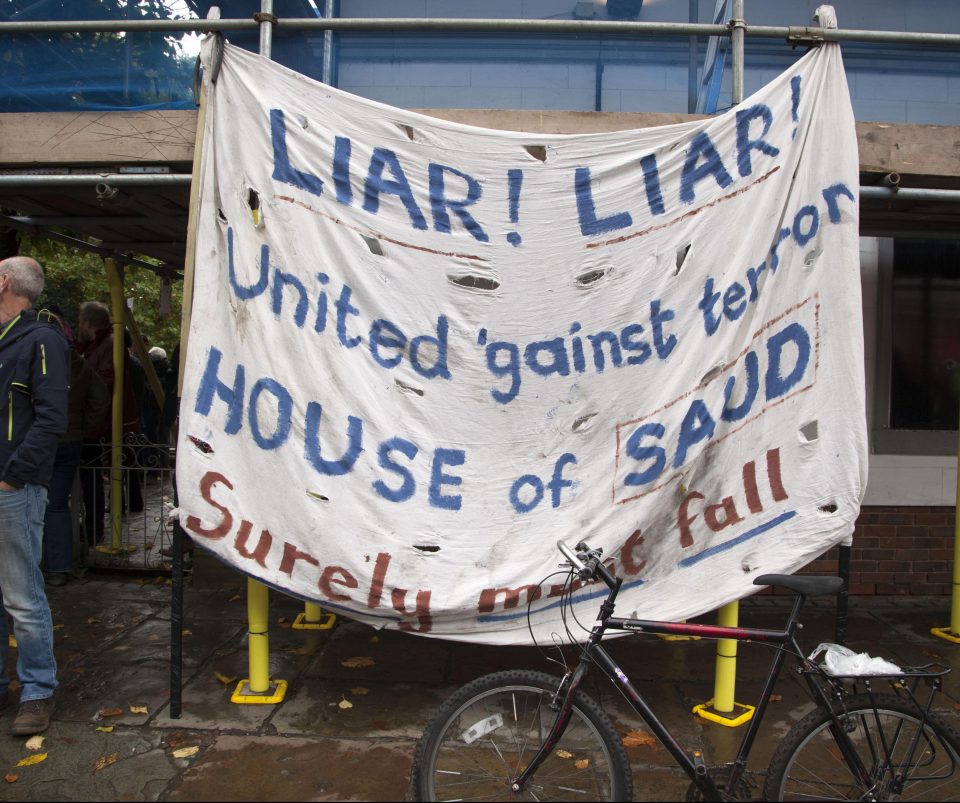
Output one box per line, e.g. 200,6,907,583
753,574,844,597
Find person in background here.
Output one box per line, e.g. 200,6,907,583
141,345,170,474
0,256,70,737
41,314,109,587
75,302,143,542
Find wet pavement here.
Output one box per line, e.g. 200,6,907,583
0,550,957,801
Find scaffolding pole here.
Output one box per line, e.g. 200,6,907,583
2,17,960,48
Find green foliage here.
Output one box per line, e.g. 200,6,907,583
21,238,183,354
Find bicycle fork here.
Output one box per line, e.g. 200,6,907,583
509,663,589,794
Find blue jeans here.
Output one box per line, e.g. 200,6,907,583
0,484,56,702
43,441,82,573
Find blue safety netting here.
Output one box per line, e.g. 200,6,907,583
0,1,338,111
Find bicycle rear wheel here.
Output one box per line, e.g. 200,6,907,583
763,692,960,801
411,669,633,802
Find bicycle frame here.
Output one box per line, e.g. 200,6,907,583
511,560,876,801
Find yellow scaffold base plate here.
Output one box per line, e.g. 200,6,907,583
292,611,337,630
692,699,755,727
930,626,960,644
95,544,139,555
231,678,288,705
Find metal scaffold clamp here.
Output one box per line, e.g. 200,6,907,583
786,26,826,48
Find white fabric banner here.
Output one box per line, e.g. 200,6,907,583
178,33,866,644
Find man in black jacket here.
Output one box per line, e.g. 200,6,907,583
0,256,69,737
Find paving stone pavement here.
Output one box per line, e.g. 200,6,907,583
0,550,956,801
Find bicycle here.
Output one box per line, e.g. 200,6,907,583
411,540,960,801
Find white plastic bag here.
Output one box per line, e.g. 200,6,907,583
809,643,901,676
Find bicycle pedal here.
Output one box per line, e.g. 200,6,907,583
691,749,707,776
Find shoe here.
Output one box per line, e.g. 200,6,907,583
10,697,54,736
45,572,69,588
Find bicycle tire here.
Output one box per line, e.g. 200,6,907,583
763,692,960,801
411,669,633,802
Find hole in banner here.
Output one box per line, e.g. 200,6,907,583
576,268,608,287
188,435,214,455
413,544,440,553
246,187,263,227
360,234,385,256
803,248,822,269
395,379,425,397
799,420,819,442
818,503,838,514
675,243,692,274
524,145,547,162
572,411,598,433
398,124,416,141
700,362,724,385
448,273,500,292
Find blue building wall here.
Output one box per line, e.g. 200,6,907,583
1,1,958,122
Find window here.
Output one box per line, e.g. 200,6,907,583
874,237,960,454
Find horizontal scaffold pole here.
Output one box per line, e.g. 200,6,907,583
0,18,959,48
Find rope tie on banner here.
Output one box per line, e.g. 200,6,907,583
192,32,225,106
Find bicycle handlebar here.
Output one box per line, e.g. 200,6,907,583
557,540,619,589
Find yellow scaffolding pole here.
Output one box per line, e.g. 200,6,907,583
96,258,134,556
931,414,960,643
231,578,287,704
692,601,755,727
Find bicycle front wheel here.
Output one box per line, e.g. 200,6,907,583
411,669,633,802
764,692,960,801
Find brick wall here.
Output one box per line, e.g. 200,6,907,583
799,506,956,595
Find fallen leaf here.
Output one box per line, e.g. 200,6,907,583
768,694,783,703
229,594,241,602
622,730,659,749
575,758,590,770
340,656,375,669
213,671,237,686
129,706,148,715
277,617,288,624
338,698,354,710
95,726,114,733
8,680,19,692
171,746,199,759
98,707,124,718
86,617,101,625
164,733,191,749
350,687,369,696
7,636,15,648
148,634,159,642
181,629,192,637
24,735,44,751
555,749,574,759
3,775,16,783
93,753,119,772
16,753,47,767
